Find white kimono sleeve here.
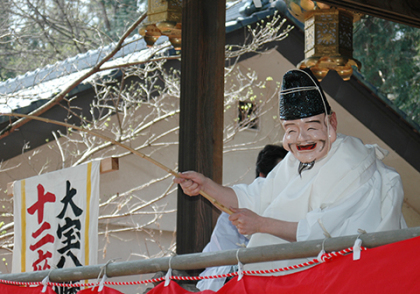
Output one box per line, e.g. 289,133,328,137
231,177,266,213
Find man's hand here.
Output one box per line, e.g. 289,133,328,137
229,207,298,242
173,171,238,211
173,171,207,196
229,207,263,235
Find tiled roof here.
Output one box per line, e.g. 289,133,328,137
0,36,171,116
1,0,418,133
0,0,290,123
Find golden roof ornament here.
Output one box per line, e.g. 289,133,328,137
138,0,182,50
287,0,362,81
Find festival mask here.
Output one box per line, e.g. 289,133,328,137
282,113,336,163
279,68,336,163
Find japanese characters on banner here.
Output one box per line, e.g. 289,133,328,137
12,161,100,274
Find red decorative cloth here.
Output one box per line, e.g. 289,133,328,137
147,236,420,293
0,284,56,294
2,236,419,293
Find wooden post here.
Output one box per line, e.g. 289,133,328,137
177,0,226,255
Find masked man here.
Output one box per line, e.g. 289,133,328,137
174,68,406,273
197,144,287,291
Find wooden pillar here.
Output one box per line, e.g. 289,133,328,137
177,0,226,255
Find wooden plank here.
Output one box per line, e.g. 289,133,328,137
318,0,420,28
177,0,226,256
7,157,119,197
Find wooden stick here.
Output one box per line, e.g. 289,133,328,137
0,112,233,214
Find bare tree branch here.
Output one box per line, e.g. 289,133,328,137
0,12,148,140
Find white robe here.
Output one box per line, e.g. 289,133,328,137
232,134,406,273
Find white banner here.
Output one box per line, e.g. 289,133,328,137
12,161,100,273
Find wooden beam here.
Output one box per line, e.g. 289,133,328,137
318,0,420,28
7,157,119,197
177,0,226,256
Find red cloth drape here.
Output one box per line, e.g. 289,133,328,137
3,236,420,293
148,236,420,293
0,284,56,294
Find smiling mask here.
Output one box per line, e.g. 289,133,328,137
279,69,337,173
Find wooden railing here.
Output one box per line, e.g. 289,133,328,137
0,227,419,283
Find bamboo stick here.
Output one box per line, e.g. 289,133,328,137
0,112,233,214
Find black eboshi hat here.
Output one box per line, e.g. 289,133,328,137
279,68,331,120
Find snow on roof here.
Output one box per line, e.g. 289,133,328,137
0,37,172,114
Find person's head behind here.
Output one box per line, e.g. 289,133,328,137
256,144,288,178
279,68,337,164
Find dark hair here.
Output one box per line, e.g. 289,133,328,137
256,144,288,178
